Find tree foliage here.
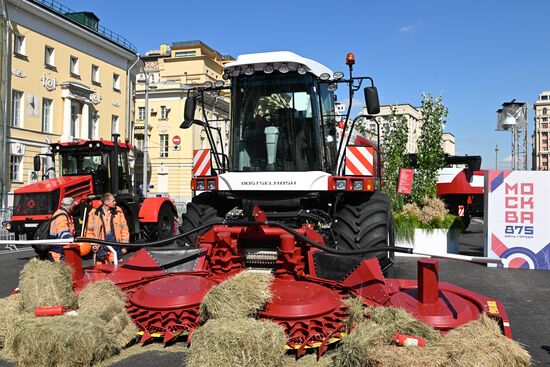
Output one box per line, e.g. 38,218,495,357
381,108,410,211
411,94,447,205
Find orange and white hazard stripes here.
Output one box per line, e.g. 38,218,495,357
193,149,211,177
345,146,374,176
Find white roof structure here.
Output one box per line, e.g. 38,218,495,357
224,51,333,78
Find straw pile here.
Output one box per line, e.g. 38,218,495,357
5,315,116,367
18,259,77,312
343,297,368,331
441,314,531,367
188,318,286,367
200,271,273,320
78,280,137,349
333,308,531,367
0,294,29,348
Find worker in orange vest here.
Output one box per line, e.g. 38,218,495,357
49,197,76,262
85,193,129,264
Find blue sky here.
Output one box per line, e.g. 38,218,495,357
60,0,550,169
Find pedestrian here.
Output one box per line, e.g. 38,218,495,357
49,196,77,262
85,193,129,264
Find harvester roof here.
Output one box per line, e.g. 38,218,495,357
224,51,333,77
51,139,132,150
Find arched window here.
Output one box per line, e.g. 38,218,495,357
543,107,547,115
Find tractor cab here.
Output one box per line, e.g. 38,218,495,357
50,138,132,195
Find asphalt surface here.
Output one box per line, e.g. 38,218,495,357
0,220,549,366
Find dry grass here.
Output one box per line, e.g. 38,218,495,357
94,342,188,367
18,259,77,312
200,271,273,320
343,297,367,331
5,315,117,367
78,280,137,349
188,318,286,367
441,314,531,367
0,294,30,348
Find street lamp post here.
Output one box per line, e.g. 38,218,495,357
141,70,156,198
495,144,499,170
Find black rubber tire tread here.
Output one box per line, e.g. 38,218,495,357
333,191,393,253
155,203,176,240
178,197,223,247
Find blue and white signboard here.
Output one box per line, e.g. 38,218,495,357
485,170,550,270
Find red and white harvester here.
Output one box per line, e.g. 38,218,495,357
56,51,509,355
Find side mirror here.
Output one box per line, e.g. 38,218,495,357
33,155,41,172
183,97,196,126
364,86,380,115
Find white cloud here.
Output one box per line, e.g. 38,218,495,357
502,155,512,163
341,97,365,110
399,22,424,33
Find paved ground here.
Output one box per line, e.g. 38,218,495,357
0,220,549,366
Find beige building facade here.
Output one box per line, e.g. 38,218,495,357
135,41,233,208
361,103,455,155
4,0,139,206
533,91,550,170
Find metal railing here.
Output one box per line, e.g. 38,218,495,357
32,0,137,53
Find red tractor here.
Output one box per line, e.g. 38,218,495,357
5,134,177,251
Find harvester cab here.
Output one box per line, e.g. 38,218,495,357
179,51,394,273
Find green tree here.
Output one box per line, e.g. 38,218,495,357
381,108,410,211
411,94,447,205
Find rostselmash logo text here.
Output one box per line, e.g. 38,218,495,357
504,182,534,238
241,181,296,186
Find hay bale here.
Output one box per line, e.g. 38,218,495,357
366,345,447,367
18,259,77,312
0,294,30,348
343,297,367,330
441,314,531,367
188,318,286,367
78,280,137,349
333,306,440,367
200,271,273,320
5,315,117,367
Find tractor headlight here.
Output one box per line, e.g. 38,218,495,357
336,179,347,191
207,179,216,190
353,180,364,191
196,180,205,191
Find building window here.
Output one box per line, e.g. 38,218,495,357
44,46,55,67
138,106,145,120
14,34,25,55
70,56,79,75
90,111,99,139
542,123,548,129
91,65,100,84
42,98,53,133
113,73,120,91
543,117,548,122
159,134,168,158
543,108,547,116
160,105,168,120
11,90,23,127
9,155,22,182
175,50,196,57
542,95,549,101
111,115,119,134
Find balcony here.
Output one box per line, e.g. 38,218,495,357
32,0,137,53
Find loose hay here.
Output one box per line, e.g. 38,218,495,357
5,315,117,367
78,280,137,349
188,318,286,367
0,294,29,348
200,271,273,320
366,345,447,367
343,297,367,331
441,314,531,367
18,259,77,312
333,306,440,367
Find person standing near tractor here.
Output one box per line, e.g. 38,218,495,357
85,193,129,264
49,197,77,262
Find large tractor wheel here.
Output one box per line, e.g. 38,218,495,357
332,191,395,272
143,203,176,241
178,194,223,247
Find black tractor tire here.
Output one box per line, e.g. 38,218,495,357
332,191,394,272
178,200,223,247
143,203,176,242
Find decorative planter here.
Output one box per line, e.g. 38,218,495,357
395,228,460,257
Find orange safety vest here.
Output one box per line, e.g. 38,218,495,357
49,208,74,239
85,206,129,243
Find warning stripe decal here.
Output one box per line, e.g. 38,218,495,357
345,146,374,176
193,149,211,177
